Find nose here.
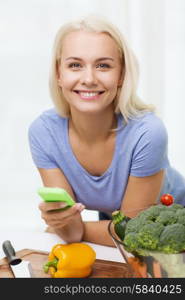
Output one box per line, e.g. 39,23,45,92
80,66,97,86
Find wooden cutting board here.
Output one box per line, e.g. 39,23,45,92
0,249,132,278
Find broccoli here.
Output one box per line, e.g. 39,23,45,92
176,208,185,226
114,203,185,255
124,205,165,236
176,207,185,216
112,203,185,278
123,232,148,256
167,203,184,211
124,215,152,235
124,232,140,252
156,210,177,225
158,223,185,253
137,223,164,250
138,205,166,223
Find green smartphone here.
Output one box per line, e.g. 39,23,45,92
37,187,75,208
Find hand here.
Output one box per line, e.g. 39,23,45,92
39,201,85,229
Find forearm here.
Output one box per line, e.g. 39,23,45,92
53,218,115,247
82,221,115,247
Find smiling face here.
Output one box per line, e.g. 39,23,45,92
57,30,123,114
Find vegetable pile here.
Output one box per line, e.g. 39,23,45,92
112,199,185,256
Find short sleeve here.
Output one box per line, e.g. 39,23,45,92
130,117,169,177
28,118,58,169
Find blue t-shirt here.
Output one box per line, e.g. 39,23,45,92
28,109,185,213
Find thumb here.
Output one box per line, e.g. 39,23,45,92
73,203,85,213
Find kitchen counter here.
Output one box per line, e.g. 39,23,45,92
0,228,124,263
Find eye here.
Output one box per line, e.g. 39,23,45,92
96,63,110,69
68,62,81,69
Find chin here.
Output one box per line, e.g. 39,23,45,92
71,103,107,114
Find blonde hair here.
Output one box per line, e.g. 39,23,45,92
49,15,155,122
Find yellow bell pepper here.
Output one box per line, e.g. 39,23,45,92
44,243,96,278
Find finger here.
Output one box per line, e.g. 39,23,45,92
41,204,85,226
42,210,79,228
40,203,85,228
47,203,85,218
74,203,86,212
55,203,85,219
41,205,77,222
39,201,69,212
39,201,85,213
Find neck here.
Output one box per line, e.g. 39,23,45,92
69,107,117,144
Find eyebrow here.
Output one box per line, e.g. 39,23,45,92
65,57,114,62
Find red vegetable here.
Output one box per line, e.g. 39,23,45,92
160,194,174,206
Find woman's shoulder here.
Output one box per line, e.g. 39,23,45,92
40,108,66,124
129,112,168,143
118,111,168,144
127,112,167,132
29,108,67,132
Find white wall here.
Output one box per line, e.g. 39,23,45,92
0,0,185,231
163,0,185,175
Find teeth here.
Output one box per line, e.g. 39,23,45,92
80,92,99,97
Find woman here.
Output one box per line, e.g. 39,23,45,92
28,16,185,246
